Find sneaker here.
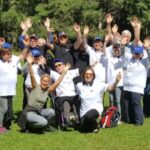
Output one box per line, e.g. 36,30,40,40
118,121,123,125
93,128,99,133
0,127,7,134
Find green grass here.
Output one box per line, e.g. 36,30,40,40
0,51,150,150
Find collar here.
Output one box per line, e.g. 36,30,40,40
83,80,94,86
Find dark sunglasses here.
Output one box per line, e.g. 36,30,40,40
55,63,63,68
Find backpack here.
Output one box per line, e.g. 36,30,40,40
100,106,120,128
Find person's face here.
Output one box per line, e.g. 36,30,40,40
113,45,121,56
93,40,103,51
122,34,131,44
84,69,94,84
59,35,68,45
133,53,143,59
2,52,12,62
40,76,50,90
38,39,46,47
29,38,38,48
54,62,65,74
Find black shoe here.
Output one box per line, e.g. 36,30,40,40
44,126,57,132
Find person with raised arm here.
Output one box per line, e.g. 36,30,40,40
18,55,70,133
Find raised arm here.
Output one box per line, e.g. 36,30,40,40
73,23,82,49
48,63,71,92
44,18,55,49
106,13,113,35
130,16,141,45
26,55,37,89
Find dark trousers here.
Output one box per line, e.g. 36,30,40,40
124,91,144,124
54,95,80,127
80,109,99,133
3,96,13,128
143,78,150,117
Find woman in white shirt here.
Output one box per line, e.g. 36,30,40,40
76,66,121,133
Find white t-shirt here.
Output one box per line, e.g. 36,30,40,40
76,80,109,117
122,47,150,94
50,69,79,97
0,55,19,96
106,56,124,86
85,44,108,82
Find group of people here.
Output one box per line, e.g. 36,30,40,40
0,14,150,134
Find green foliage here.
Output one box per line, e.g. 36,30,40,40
0,0,150,46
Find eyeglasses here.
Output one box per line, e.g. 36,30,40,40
84,73,93,76
55,63,63,68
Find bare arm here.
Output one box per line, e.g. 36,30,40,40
26,55,37,89
73,23,82,49
130,16,141,45
106,13,113,35
44,18,55,49
18,48,28,61
48,63,71,92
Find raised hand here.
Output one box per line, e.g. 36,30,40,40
130,16,141,29
44,18,55,32
20,21,27,31
106,13,113,24
112,24,118,34
73,23,81,33
38,56,46,65
64,63,71,72
25,18,32,29
83,26,89,36
26,54,34,64
44,17,50,28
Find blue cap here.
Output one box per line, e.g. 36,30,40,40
93,36,103,43
58,32,67,38
132,46,143,54
2,42,12,49
31,49,41,57
53,58,64,64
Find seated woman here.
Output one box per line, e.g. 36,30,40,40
76,66,121,133
18,55,70,133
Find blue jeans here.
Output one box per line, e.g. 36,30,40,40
109,86,123,119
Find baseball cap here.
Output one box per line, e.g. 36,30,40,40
31,49,41,57
58,32,68,38
2,42,12,49
93,36,103,43
53,58,64,64
132,46,143,54
30,34,38,40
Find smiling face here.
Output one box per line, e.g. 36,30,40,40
1,50,12,62
40,75,51,90
54,62,65,74
83,68,95,84
113,44,121,57
93,40,103,51
59,35,68,45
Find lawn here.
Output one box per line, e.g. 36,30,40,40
0,52,150,150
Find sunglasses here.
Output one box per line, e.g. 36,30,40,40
84,73,93,76
55,63,63,68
